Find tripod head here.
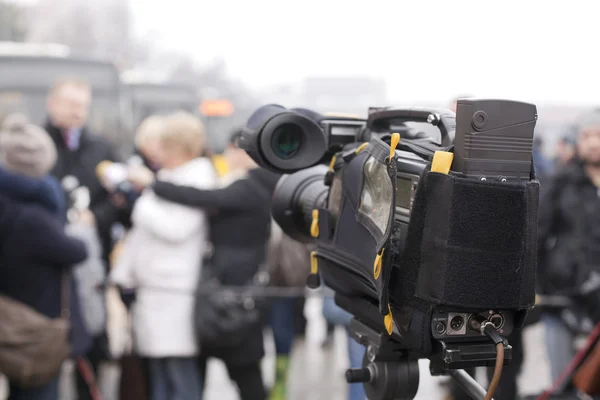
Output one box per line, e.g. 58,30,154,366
345,318,500,400
338,290,508,400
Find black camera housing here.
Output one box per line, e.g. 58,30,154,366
239,100,539,370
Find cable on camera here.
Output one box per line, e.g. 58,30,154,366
481,321,505,400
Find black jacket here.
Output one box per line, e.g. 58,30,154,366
45,121,120,266
115,150,162,230
152,167,280,365
0,194,91,356
538,162,600,295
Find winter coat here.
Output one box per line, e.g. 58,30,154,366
67,222,106,336
538,161,600,296
152,167,280,365
0,195,91,356
110,158,217,357
45,121,121,266
0,169,91,355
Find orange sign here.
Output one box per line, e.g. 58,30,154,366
200,99,234,117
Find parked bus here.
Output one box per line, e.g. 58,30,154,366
121,80,200,126
123,77,254,154
0,42,127,155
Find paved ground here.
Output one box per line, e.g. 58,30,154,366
0,296,552,400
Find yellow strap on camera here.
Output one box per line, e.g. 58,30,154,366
384,304,394,335
373,248,384,279
310,209,319,238
431,151,454,175
328,155,337,172
310,251,319,274
389,132,401,160
355,142,369,154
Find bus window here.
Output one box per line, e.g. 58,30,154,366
0,91,25,121
0,55,127,155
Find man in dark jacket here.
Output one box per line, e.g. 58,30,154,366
45,78,119,399
537,111,600,391
129,130,280,400
45,78,121,266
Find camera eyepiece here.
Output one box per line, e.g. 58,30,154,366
238,104,328,173
271,123,303,159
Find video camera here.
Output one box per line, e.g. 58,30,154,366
240,100,539,399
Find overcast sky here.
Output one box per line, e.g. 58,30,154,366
129,0,600,105
17,0,600,105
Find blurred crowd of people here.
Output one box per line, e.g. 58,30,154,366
0,78,366,400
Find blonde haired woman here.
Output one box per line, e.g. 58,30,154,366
129,129,281,400
134,115,167,172
111,112,216,400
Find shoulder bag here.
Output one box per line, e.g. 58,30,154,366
0,273,71,388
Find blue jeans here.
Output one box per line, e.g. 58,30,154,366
9,375,59,400
148,357,202,400
322,295,367,400
270,297,296,355
542,313,575,391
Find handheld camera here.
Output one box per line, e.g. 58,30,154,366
240,100,539,399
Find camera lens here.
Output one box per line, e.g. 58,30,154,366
271,123,303,159
450,315,464,331
271,165,329,243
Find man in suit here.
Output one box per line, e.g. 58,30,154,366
45,78,120,400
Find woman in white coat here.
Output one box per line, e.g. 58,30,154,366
111,112,216,400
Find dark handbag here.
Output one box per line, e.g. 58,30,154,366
267,221,314,288
119,354,149,400
0,273,71,388
194,267,270,348
118,313,149,400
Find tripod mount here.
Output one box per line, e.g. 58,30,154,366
345,318,507,400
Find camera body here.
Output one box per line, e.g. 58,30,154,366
240,100,539,371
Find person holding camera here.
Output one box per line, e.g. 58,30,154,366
128,128,280,400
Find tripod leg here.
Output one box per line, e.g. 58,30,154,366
449,370,491,400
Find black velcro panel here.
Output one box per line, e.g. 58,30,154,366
415,172,539,309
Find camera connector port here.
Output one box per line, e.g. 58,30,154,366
468,314,486,333
435,321,446,335
489,313,505,330
445,312,469,336
450,316,464,331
